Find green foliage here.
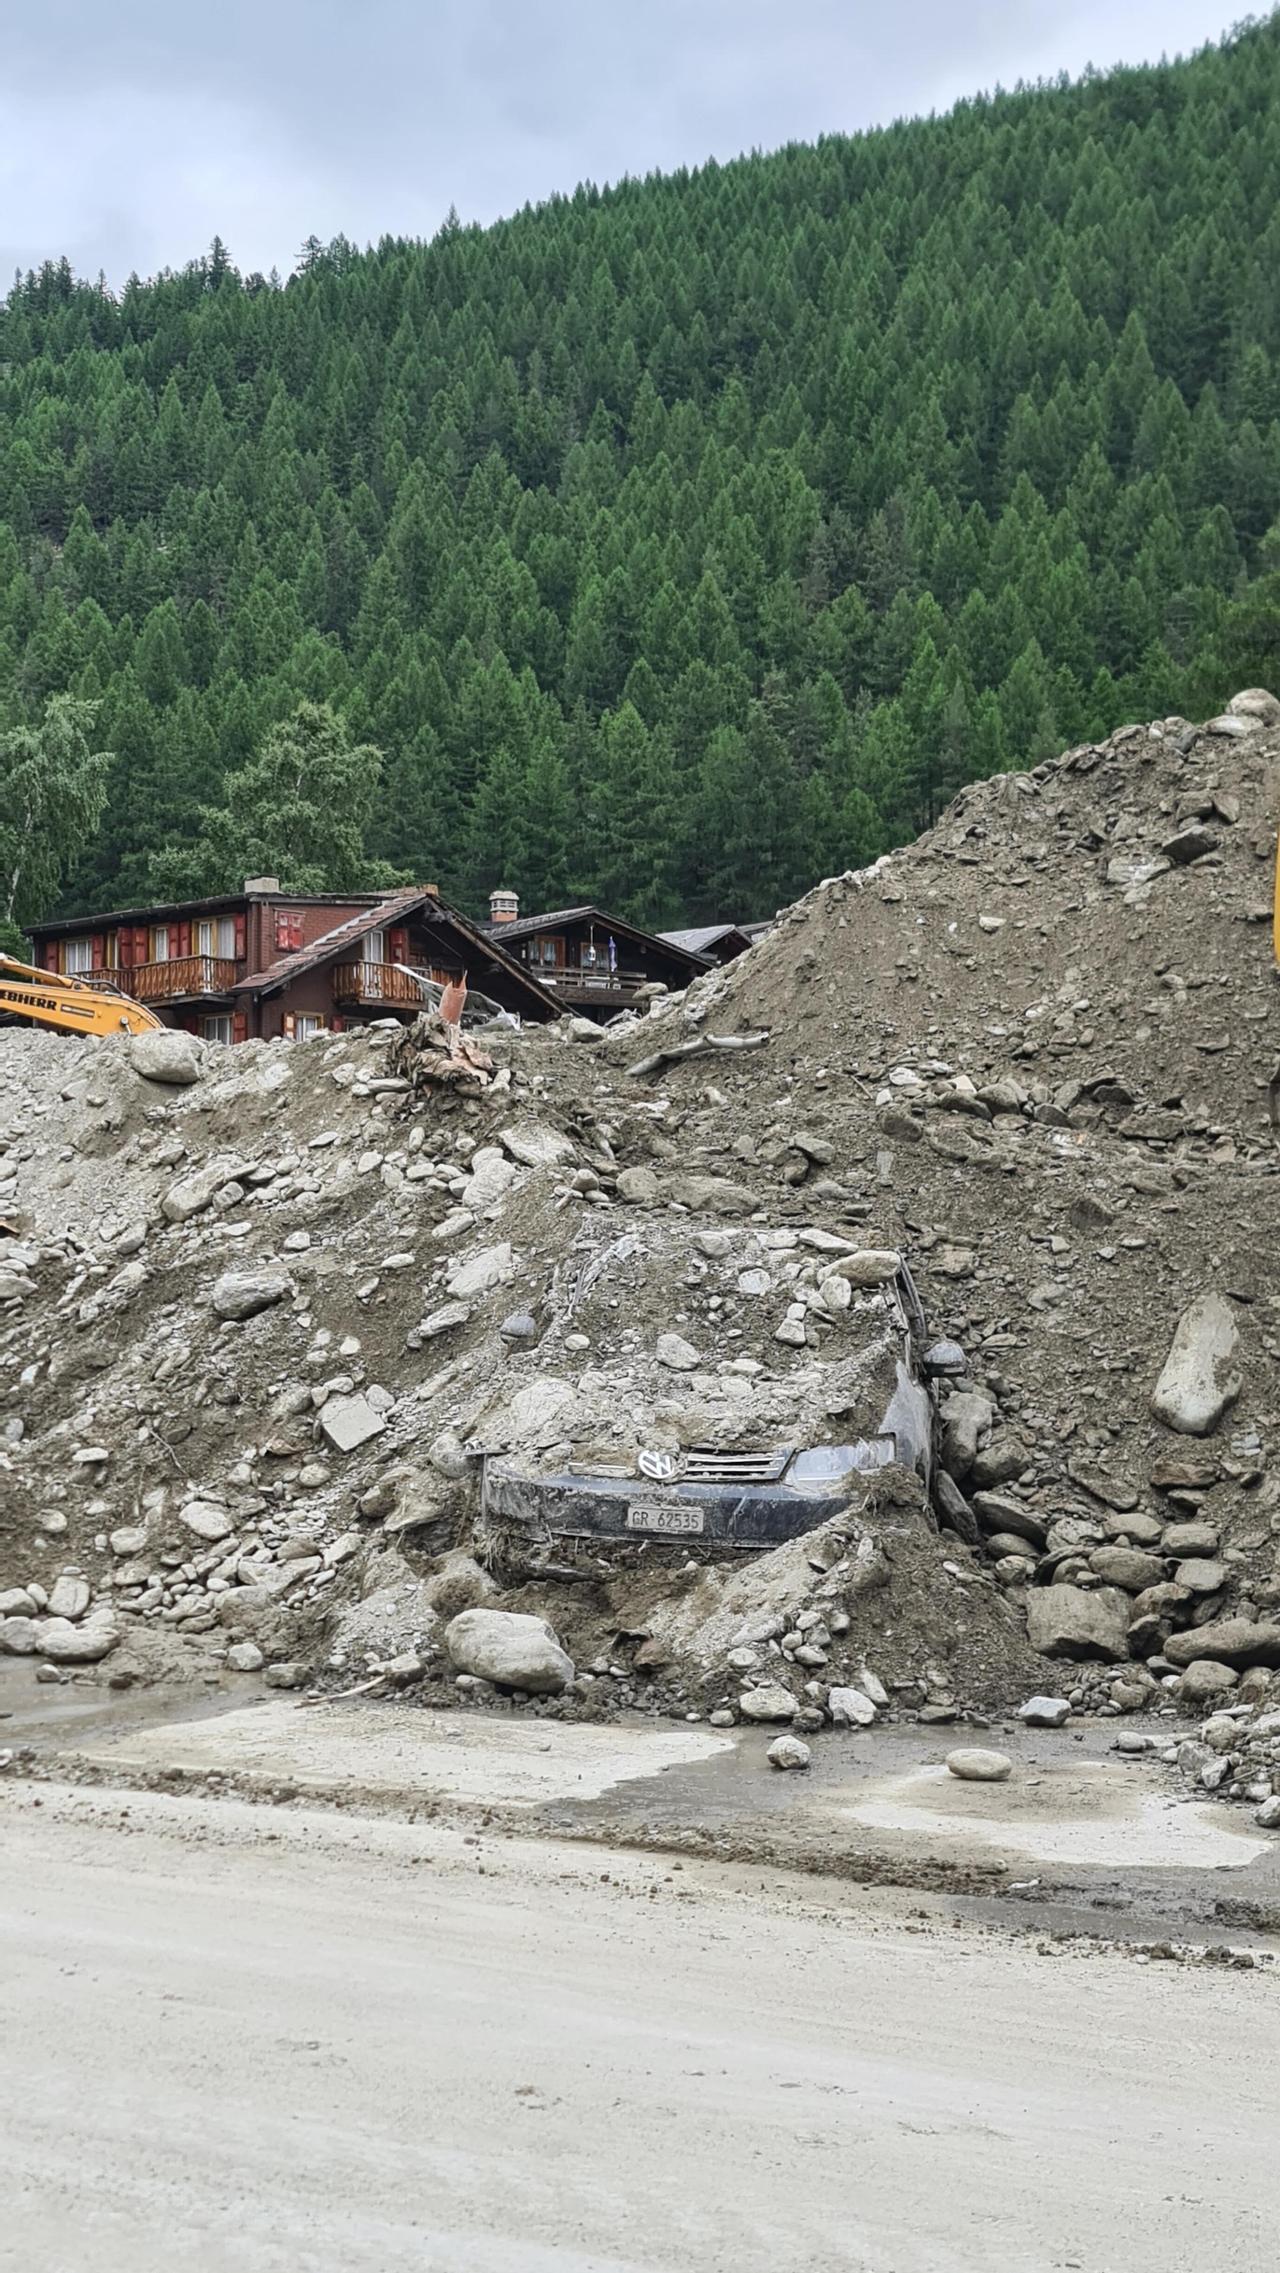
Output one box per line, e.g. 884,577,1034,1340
0,695,110,930
4,18,1280,927
147,702,399,897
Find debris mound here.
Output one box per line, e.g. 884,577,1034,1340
1,695,1279,1764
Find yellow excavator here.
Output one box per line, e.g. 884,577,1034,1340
0,951,164,1036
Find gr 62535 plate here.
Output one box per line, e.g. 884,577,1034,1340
625,1503,705,1536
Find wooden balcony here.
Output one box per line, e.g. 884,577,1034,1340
332,960,428,1008
538,966,653,1005
129,957,239,1003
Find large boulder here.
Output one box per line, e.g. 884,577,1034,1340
1025,1584,1131,1663
444,1608,574,1694
32,1616,119,1663
1151,1293,1241,1436
129,1029,201,1085
1164,1619,1280,1670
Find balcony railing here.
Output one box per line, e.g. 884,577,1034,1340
332,960,428,1007
127,957,240,1002
535,966,652,1002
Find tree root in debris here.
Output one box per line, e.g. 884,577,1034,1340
626,1029,770,1079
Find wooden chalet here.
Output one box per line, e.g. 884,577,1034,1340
27,881,558,1042
484,892,712,1020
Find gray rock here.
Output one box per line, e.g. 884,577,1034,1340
0,1617,37,1655
1174,1558,1227,1596
417,1302,472,1341
498,1122,576,1169
129,1029,201,1086
1165,1619,1280,1670
499,1311,538,1343
1228,685,1280,723
827,1685,877,1727
738,1683,799,1723
924,1338,967,1378
211,1269,290,1322
1175,1660,1239,1703
827,1249,900,1287
1161,1522,1219,1558
32,1616,118,1663
616,1166,661,1205
444,1608,574,1694
946,1748,1012,1782
263,1661,308,1689
446,1244,514,1300
973,1492,1046,1547
46,1575,91,1622
0,1588,36,1617
162,1157,247,1223
656,1332,699,1372
1018,1695,1071,1728
318,1394,387,1454
225,1641,265,1672
1088,1545,1167,1594
178,1500,235,1543
1025,1584,1131,1663
767,1735,811,1771
1151,1293,1241,1437
970,1438,1031,1489
1161,825,1220,865
939,1391,994,1481
1255,1795,1280,1829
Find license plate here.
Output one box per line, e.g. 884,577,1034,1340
626,1503,705,1536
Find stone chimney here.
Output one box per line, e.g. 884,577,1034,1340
243,875,281,894
489,888,519,925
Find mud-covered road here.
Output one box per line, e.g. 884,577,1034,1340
3,1778,1277,2273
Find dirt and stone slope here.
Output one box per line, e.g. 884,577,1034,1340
2,691,1280,1772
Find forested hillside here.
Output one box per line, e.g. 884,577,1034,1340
3,17,1280,929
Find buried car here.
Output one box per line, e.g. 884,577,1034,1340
482,1259,935,1550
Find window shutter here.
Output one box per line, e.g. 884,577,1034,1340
388,927,408,963
232,1012,248,1044
90,935,104,968
282,1012,296,1039
45,943,60,973
234,914,247,960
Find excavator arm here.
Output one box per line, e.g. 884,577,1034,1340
0,952,165,1037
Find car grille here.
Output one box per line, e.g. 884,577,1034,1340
681,1447,793,1484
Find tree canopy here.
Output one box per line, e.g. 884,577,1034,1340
3,17,1280,928
0,696,110,953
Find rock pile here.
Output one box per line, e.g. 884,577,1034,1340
1,693,1279,1760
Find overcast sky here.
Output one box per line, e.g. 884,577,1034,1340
0,1,1247,284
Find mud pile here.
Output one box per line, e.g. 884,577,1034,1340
2,691,1279,1744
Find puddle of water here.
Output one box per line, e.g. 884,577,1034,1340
840,1764,1268,1870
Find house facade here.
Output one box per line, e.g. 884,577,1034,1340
28,879,558,1041
484,892,712,1019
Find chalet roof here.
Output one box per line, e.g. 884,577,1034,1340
234,887,559,1015
659,923,752,955
486,904,711,968
28,888,390,937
